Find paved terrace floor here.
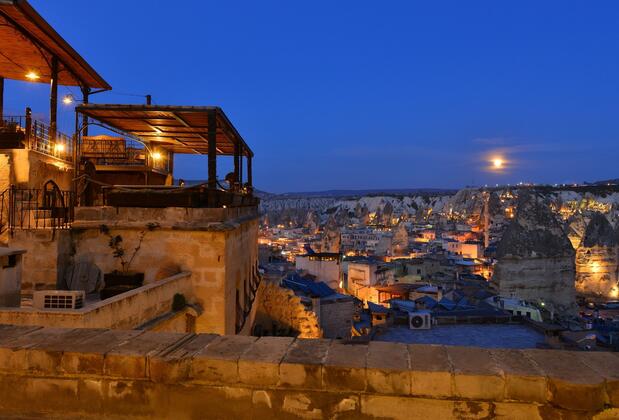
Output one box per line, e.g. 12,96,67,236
0,325,618,419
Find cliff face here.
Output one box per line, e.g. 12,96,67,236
493,193,576,313
575,213,619,299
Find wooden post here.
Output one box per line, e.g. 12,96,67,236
207,109,217,189
247,154,253,188
25,107,32,147
49,56,58,142
239,143,243,185
233,140,240,188
0,77,4,123
81,86,90,137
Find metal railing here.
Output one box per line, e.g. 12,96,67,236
0,113,73,162
0,186,74,235
30,120,73,162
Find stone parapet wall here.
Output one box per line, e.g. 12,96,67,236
0,325,617,419
0,272,193,329
74,205,259,229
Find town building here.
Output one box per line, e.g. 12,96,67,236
295,251,341,289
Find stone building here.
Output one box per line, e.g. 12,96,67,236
575,213,619,299
492,193,576,314
0,5,262,336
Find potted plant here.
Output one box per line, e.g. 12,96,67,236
99,222,158,299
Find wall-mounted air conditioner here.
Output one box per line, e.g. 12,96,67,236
408,310,432,330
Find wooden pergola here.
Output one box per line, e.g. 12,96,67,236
0,0,110,136
75,104,254,189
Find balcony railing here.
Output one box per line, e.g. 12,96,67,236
0,185,74,235
0,114,73,162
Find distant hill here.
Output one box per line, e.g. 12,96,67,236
175,180,457,200
265,188,457,199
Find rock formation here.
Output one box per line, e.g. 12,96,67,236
575,213,619,299
492,192,576,314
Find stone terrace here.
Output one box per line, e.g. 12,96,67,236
0,325,618,419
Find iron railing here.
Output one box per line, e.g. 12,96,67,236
0,186,74,235
0,114,73,162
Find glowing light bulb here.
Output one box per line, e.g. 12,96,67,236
25,71,40,81
492,158,503,169
151,151,162,161
54,143,65,153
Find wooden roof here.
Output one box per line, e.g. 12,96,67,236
76,104,253,156
0,0,110,89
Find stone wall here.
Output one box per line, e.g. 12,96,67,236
0,272,193,329
493,257,576,312
318,297,354,339
253,282,322,338
71,206,259,335
0,325,617,419
0,149,73,191
8,229,72,294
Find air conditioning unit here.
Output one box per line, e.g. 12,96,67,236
409,310,432,330
33,290,85,310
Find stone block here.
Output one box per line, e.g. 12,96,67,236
446,345,505,401
366,341,410,395
190,335,257,384
150,334,217,383
490,349,547,403
524,349,606,411
575,352,619,407
409,344,453,398
360,395,455,419
238,336,294,386
61,329,143,375
104,331,190,378
323,340,367,391
279,338,331,389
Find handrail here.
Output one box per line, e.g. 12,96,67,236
0,114,73,162
0,186,74,236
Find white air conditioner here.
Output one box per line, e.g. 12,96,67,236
33,290,85,310
408,310,432,330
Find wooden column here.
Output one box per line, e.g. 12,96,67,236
49,56,58,141
233,140,240,186
81,86,90,137
207,109,217,188
239,143,243,185
247,154,253,188
0,77,4,123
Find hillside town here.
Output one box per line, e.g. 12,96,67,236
258,185,619,350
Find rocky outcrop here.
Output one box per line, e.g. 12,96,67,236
493,193,576,314
252,282,322,338
575,213,619,299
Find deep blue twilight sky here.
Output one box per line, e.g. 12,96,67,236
4,1,619,193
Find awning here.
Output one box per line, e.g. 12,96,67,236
76,104,252,156
0,0,110,89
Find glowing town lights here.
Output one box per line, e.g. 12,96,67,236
25,71,40,80
54,143,65,153
151,151,162,161
62,94,74,105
